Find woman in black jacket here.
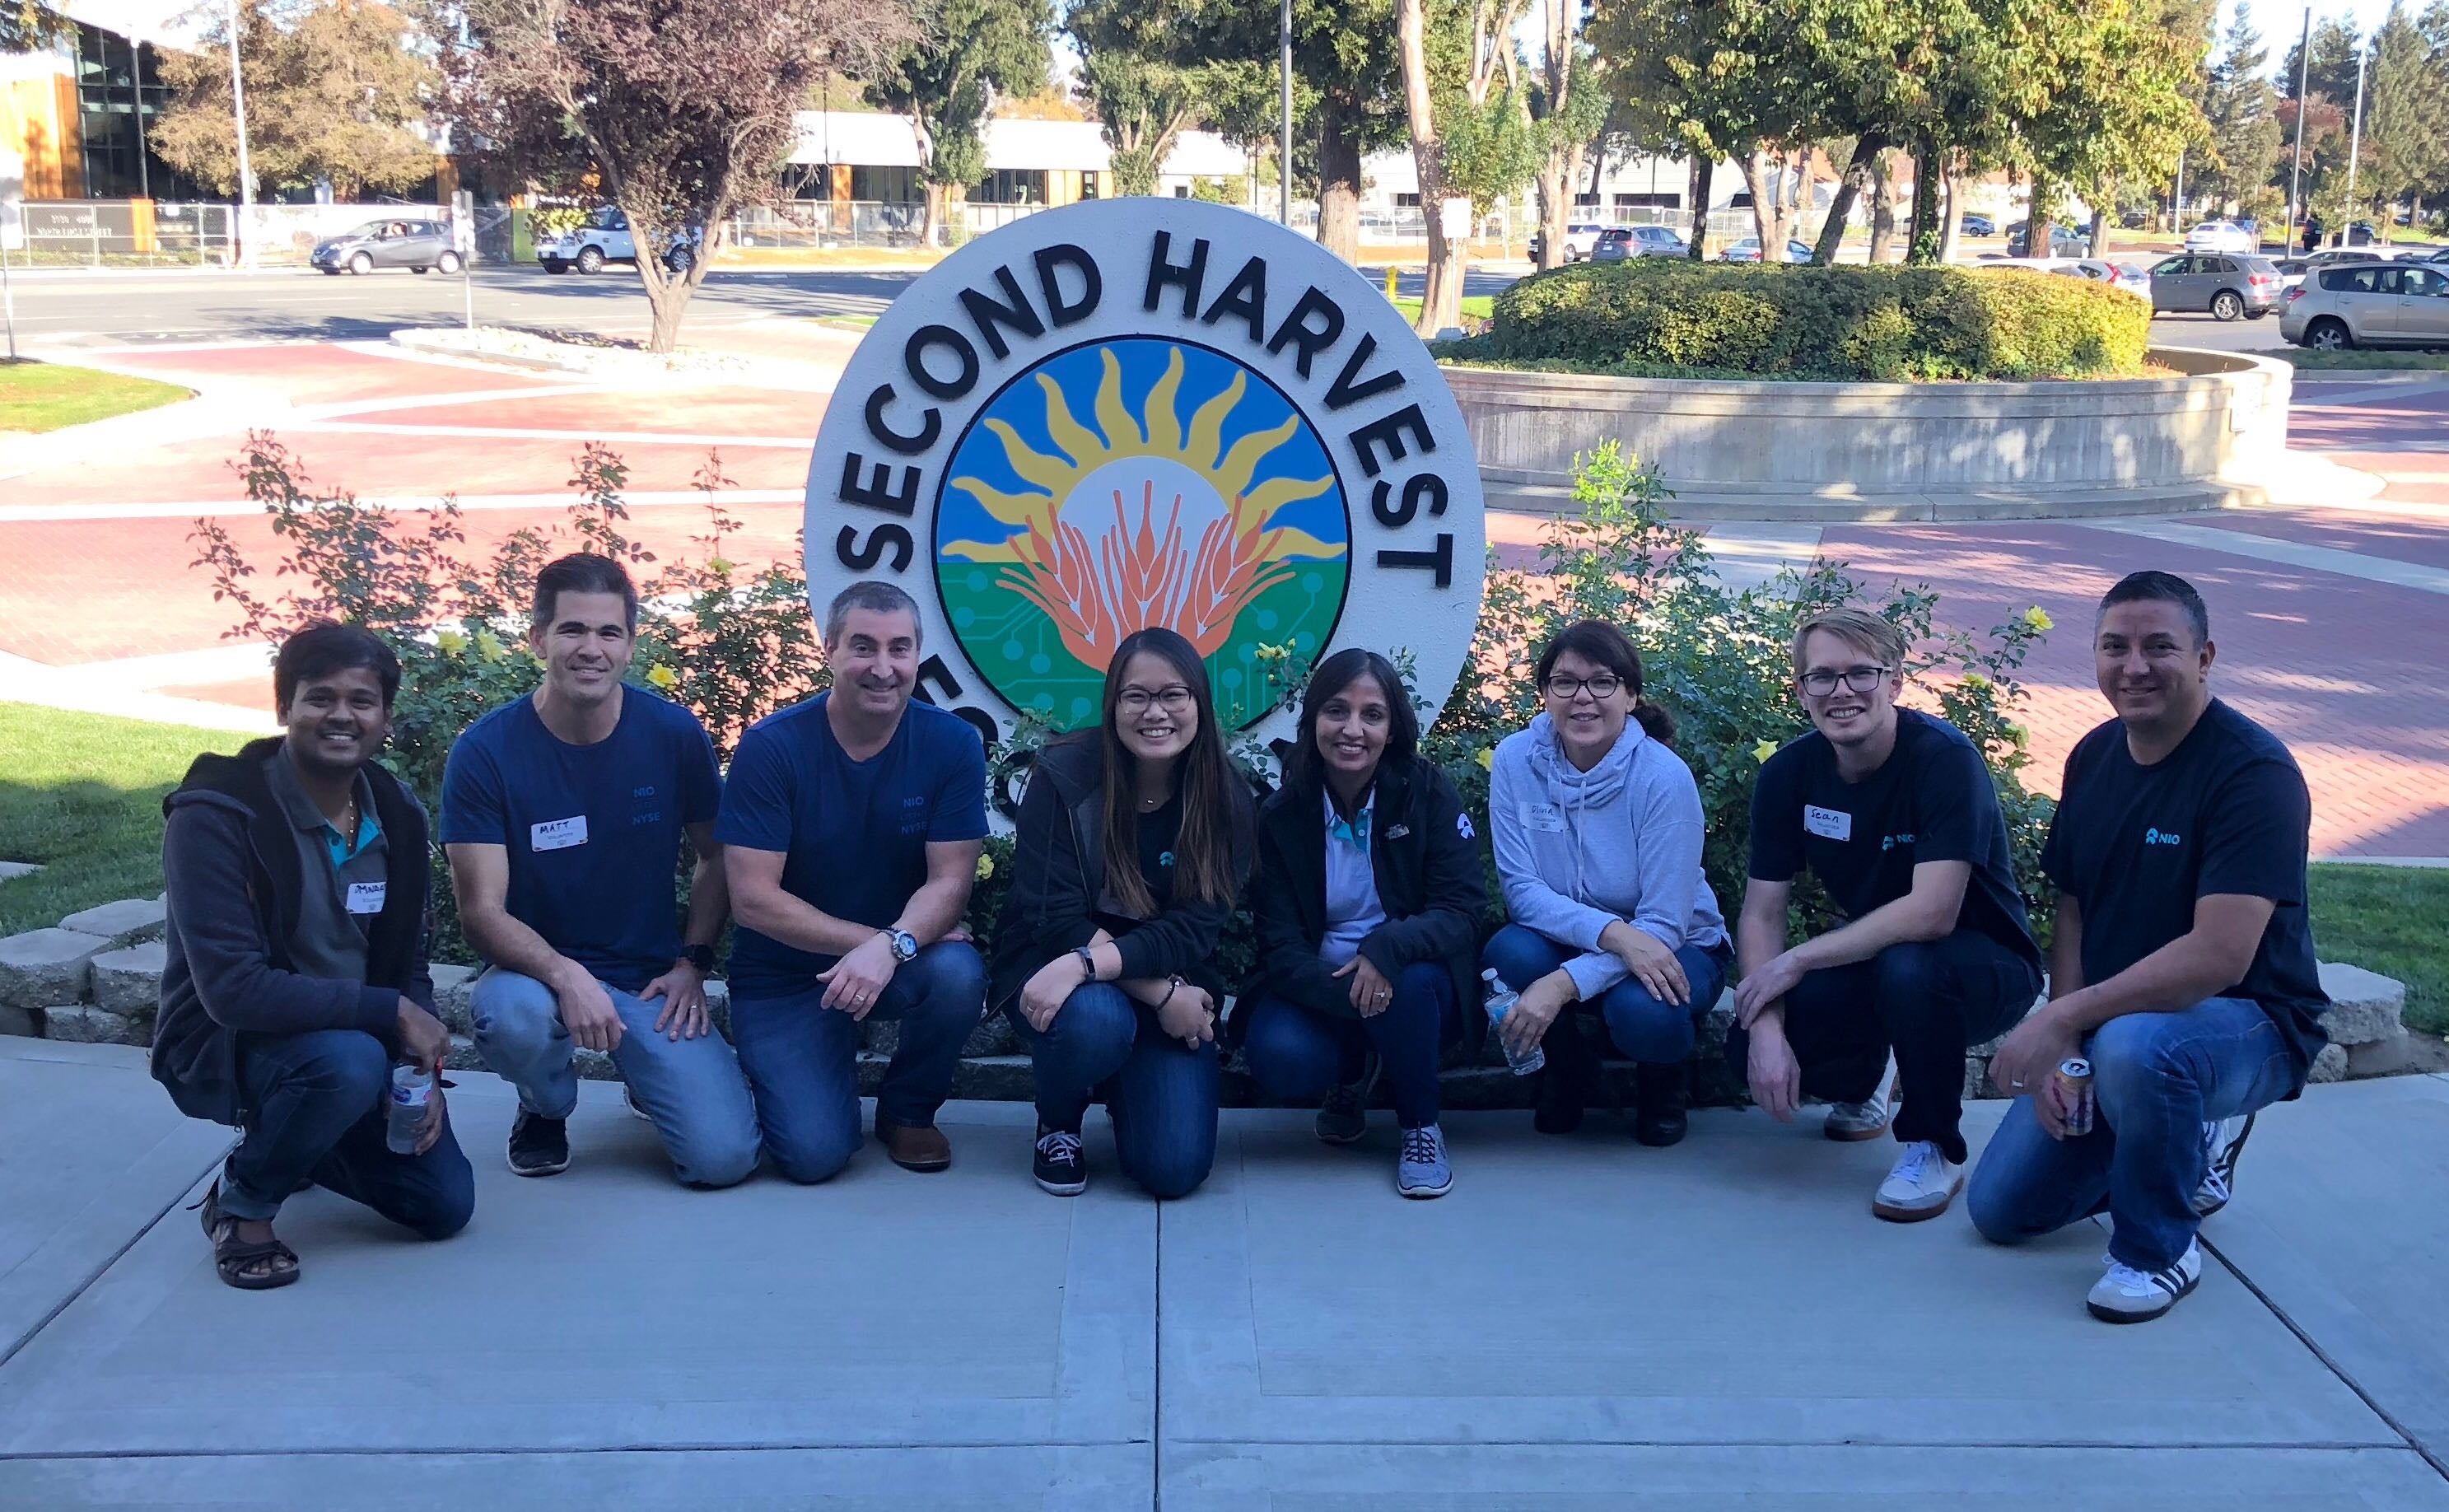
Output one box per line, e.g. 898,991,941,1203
1238,649,1486,1198
990,627,1255,1200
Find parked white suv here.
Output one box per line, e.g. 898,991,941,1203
537,206,702,275
2184,220,2259,254
2281,260,2449,350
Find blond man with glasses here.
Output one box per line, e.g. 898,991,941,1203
1726,609,2044,1223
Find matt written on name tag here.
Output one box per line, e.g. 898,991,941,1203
530,815,590,852
345,882,388,915
1803,805,1853,842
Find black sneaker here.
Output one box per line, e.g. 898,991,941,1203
2194,1113,2256,1217
1033,1124,1086,1196
506,1109,570,1177
1316,1052,1382,1146
1533,1029,1588,1136
1634,1062,1689,1147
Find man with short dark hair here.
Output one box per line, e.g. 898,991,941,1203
156,622,472,1290
1728,606,2045,1224
718,580,989,1179
443,553,761,1187
1971,571,2328,1324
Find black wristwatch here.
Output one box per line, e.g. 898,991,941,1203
683,942,716,973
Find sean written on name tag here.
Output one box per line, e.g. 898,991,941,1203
1803,805,1853,842
530,815,590,852
344,881,388,915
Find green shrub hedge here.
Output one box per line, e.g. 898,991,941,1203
1470,260,2153,382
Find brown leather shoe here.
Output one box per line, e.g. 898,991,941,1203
877,1120,953,1172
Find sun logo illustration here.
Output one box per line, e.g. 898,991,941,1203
934,338,1350,732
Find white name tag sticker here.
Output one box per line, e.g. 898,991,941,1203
530,815,590,852
1523,803,1566,833
1803,805,1853,842
345,881,387,915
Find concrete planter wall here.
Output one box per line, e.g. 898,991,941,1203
1445,346,2293,521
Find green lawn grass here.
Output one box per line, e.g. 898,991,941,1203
2308,865,2449,1038
2262,349,2449,371
0,703,250,936
1392,296,1497,324
0,360,192,433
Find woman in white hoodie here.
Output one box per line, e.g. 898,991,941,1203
1482,621,1731,1146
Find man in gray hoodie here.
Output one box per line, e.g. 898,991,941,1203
1481,622,1733,1146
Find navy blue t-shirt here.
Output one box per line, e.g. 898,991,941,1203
1749,707,2041,969
714,693,989,998
2041,699,2328,1068
439,686,721,992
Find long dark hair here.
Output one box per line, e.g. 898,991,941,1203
1534,619,1676,747
1285,648,1418,796
1099,627,1238,914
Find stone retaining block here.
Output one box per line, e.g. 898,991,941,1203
90,942,166,1015
41,1005,142,1045
0,929,113,1010
0,1004,35,1038
2317,962,2406,1047
431,963,478,1034
58,897,168,946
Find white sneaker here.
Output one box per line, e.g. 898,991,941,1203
2087,1240,2204,1323
1825,1087,1894,1142
2193,1113,2255,1217
1871,1140,1962,1222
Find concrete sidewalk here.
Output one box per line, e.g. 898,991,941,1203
1,1038,2443,1508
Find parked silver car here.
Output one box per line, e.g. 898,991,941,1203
2281,260,2449,349
1591,225,1688,262
2147,253,2281,320
311,218,460,276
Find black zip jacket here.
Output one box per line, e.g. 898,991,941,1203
1243,755,1488,1034
152,738,433,1126
987,734,1255,1014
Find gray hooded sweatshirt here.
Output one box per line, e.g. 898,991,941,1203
1490,712,1728,1001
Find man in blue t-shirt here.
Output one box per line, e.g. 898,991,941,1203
716,581,989,1179
1971,572,2328,1325
1727,608,2044,1226
441,553,760,1188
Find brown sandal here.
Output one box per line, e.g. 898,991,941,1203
198,1181,300,1290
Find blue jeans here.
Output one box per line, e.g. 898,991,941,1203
1967,996,2304,1272
1482,924,1732,1065
730,941,987,1184
1723,930,2041,1164
221,1029,474,1239
1239,961,1460,1129
470,967,762,1188
1006,982,1218,1200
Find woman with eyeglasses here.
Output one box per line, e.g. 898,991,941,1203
990,627,1255,1200
1481,621,1730,1146
1234,649,1488,1198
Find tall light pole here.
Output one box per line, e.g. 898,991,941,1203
226,0,256,267
1278,0,1293,226
2285,6,2311,243
131,33,152,201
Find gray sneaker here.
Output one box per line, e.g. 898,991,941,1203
1824,1089,1893,1142
1397,1123,1453,1199
1316,1052,1383,1146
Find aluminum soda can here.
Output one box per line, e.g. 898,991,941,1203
2054,1057,2094,1137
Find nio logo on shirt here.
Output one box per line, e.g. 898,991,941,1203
1881,833,1916,852
2144,828,2183,846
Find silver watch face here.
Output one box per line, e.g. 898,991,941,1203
892,930,917,962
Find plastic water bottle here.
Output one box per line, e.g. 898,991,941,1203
385,1062,433,1154
1481,968,1546,1076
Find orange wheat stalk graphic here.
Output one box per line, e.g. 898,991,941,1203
1000,482,1291,668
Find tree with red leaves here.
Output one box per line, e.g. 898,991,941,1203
427,0,908,351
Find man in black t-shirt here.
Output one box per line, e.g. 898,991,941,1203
1728,609,2045,1225
1969,572,2328,1325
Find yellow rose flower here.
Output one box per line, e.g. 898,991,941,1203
473,629,506,662
1753,739,1777,763
2022,606,2054,634
976,853,996,881
435,629,469,656
1962,670,1990,690
1476,747,1495,772
645,664,679,691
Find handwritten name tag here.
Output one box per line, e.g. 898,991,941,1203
345,881,387,915
1803,805,1853,842
530,815,589,852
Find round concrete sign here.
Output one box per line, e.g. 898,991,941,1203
805,198,1485,750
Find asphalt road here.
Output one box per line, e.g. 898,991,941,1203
7,260,2289,356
